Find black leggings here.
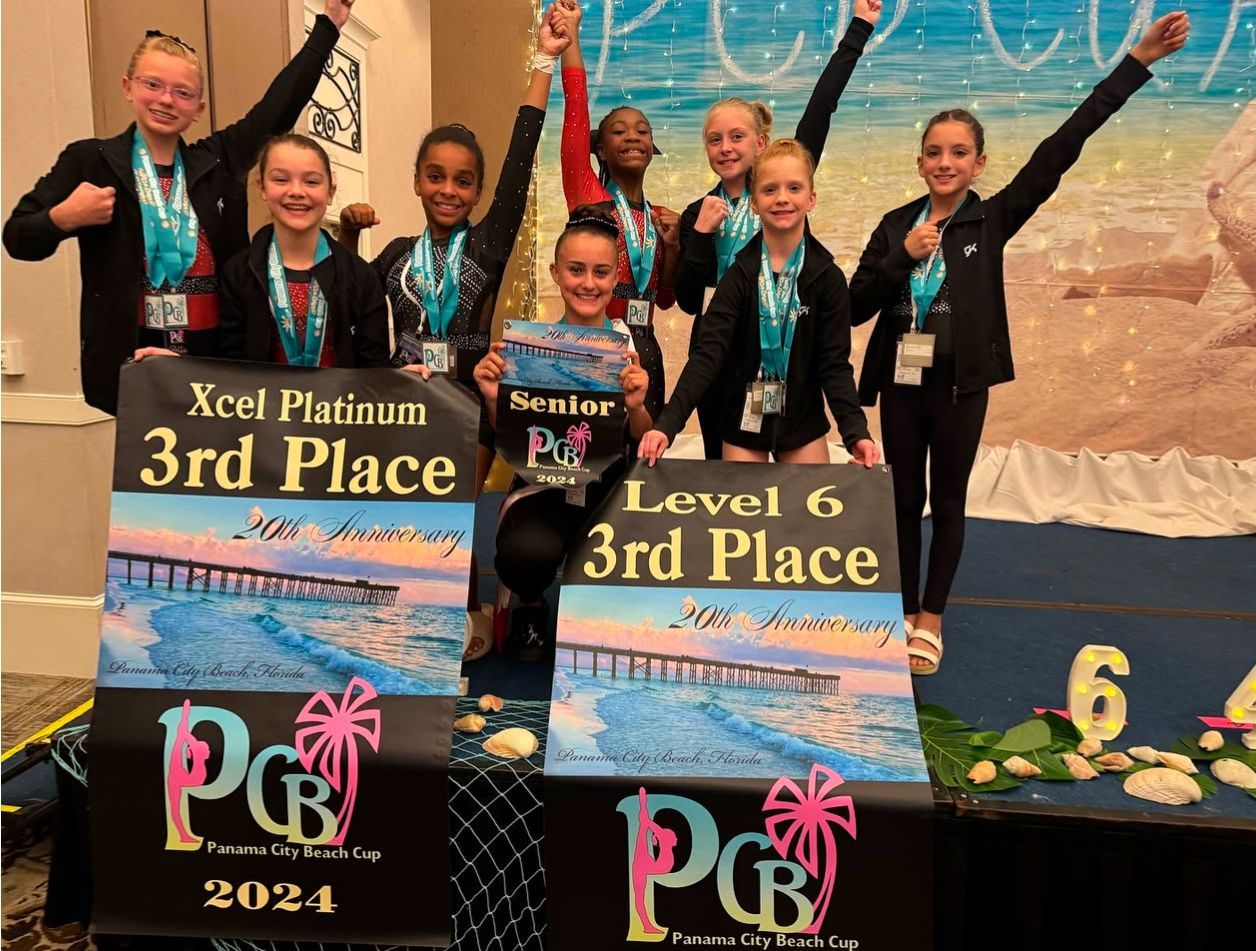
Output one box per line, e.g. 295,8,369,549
495,473,620,603
689,315,724,460
631,326,665,423
880,368,988,616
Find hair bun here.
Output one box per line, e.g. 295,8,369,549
564,204,620,238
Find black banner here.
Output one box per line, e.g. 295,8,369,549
544,460,933,950
495,319,628,491
90,358,479,943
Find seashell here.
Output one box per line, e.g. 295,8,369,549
1198,730,1224,752
1127,746,1160,764
1241,731,1256,751
483,727,539,760
1062,753,1099,780
1155,751,1199,775
478,693,504,713
1077,738,1103,757
1210,758,1256,790
453,713,486,733
1123,767,1202,805
967,761,997,784
1094,752,1134,772
1002,755,1042,779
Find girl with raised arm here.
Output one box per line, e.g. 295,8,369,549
553,0,679,423
639,141,878,469
847,13,1190,675
674,1,883,457
336,3,573,485
2,0,359,414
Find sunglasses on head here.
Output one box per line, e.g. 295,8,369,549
145,29,197,54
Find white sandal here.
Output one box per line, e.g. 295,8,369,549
906,627,943,676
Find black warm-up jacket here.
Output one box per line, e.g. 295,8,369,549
2,15,341,413
218,226,389,369
848,54,1153,405
656,231,870,454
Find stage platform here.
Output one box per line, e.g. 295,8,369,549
38,515,1256,951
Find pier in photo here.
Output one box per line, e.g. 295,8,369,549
503,340,602,363
556,641,841,695
107,550,399,606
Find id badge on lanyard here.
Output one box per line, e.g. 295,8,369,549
893,339,923,386
761,380,784,415
626,298,651,327
144,293,188,330
898,332,935,368
422,340,457,374
741,384,763,433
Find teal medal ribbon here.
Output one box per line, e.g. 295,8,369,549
132,133,198,288
410,222,469,338
756,238,805,381
713,186,758,281
608,181,657,294
908,193,967,330
267,231,332,367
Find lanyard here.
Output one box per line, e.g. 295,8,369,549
714,186,759,282
607,181,657,294
756,238,805,381
409,222,469,338
908,193,967,331
133,133,198,288
267,231,332,367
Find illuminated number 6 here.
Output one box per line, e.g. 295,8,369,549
1225,663,1256,725
1067,644,1129,741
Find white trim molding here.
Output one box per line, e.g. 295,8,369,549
1,392,113,426
2,590,103,678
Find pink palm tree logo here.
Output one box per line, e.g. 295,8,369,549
294,676,381,846
762,764,857,934
566,421,593,468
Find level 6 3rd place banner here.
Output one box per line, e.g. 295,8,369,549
88,357,480,944
544,460,933,951
495,319,629,491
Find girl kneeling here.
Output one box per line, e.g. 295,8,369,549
474,207,651,659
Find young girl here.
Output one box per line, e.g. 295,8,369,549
216,134,389,369
674,0,881,458
473,207,651,659
639,140,878,467
2,0,357,414
553,0,678,423
847,12,1190,675
337,3,571,482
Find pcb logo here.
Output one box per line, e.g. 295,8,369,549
622,764,856,941
528,421,593,470
162,677,381,850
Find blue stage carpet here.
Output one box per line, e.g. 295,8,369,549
915,519,1255,821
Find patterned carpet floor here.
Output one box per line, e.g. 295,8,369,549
2,673,96,951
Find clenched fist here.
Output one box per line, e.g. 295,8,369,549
339,202,380,233
904,222,940,260
693,195,730,235
51,182,116,232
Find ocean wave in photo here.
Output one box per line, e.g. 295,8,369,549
545,667,928,782
505,351,627,393
98,579,463,695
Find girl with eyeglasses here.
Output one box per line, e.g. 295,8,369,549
2,0,359,415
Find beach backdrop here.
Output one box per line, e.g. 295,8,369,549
536,0,1255,458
